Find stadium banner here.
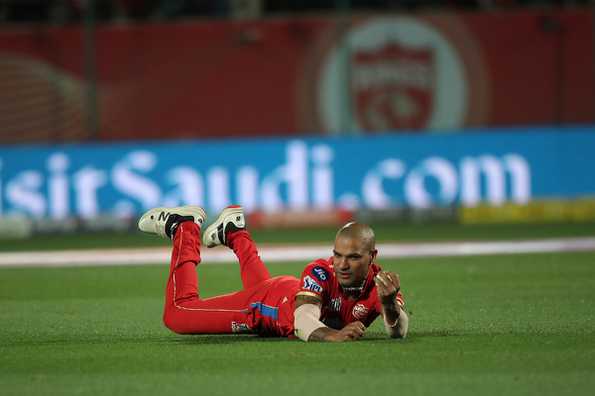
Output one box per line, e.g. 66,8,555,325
459,199,595,224
0,8,592,143
0,127,594,219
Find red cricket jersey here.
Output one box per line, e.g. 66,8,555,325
295,258,405,329
251,275,301,337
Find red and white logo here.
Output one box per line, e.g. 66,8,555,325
301,16,489,133
351,42,434,130
352,303,369,320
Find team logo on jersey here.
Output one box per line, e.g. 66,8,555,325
312,266,328,281
231,321,251,333
303,276,323,293
330,297,342,312
352,303,369,320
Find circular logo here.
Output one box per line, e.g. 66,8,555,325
299,16,489,134
352,303,369,320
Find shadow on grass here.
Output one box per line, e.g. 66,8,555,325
171,334,286,344
173,332,416,345
4,329,464,348
5,332,414,348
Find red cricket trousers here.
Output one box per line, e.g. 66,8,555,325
162,221,299,336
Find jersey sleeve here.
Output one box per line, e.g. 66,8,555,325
295,261,331,303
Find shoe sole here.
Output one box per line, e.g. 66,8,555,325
138,205,207,235
202,205,243,247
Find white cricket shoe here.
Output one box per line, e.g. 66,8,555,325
138,205,207,239
202,205,246,248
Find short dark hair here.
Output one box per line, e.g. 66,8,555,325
336,222,376,251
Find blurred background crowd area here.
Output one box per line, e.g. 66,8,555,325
1,0,593,145
1,1,592,23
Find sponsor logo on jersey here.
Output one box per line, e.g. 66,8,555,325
303,275,323,293
352,303,369,320
312,266,328,281
330,297,342,312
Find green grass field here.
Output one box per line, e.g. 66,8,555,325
1,238,595,395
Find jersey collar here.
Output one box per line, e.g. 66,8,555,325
338,262,381,299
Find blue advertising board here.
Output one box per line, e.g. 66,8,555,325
0,127,594,219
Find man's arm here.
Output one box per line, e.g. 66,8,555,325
380,302,409,338
374,272,409,338
294,294,366,342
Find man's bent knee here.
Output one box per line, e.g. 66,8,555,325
163,309,188,334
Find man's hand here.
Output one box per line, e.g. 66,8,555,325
327,321,366,342
374,271,400,307
375,271,409,338
309,321,366,342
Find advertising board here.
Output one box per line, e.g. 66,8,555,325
1,127,593,219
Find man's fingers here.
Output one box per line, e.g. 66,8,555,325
374,273,390,288
376,272,401,292
383,272,399,287
389,272,400,289
346,322,365,337
347,327,364,339
376,272,399,296
355,323,365,335
376,272,398,286
337,321,366,341
374,278,390,297
385,272,394,284
347,321,365,331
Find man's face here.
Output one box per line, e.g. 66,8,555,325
332,235,376,288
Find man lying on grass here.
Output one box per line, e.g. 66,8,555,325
138,205,409,342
